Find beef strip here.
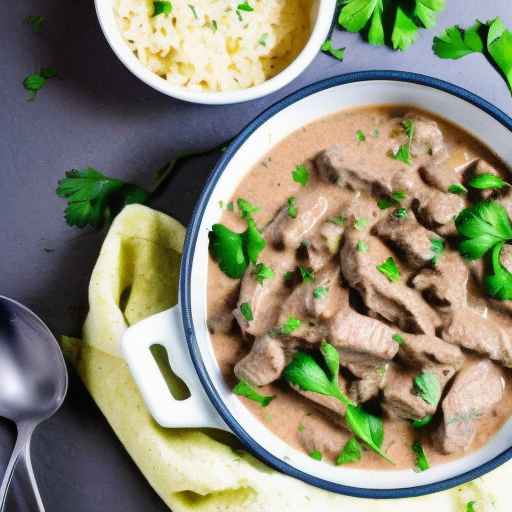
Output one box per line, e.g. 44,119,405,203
412,250,469,311
435,360,505,453
306,221,345,270
234,334,294,386
373,210,439,268
442,308,512,368
349,363,389,403
340,229,441,334
406,114,445,158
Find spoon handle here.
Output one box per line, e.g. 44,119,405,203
0,424,44,512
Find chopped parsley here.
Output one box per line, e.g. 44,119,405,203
299,266,315,283
329,215,346,226
414,372,441,406
354,217,368,231
412,440,430,471
153,1,172,16
56,168,148,228
24,15,45,32
280,315,302,335
258,33,269,46
23,67,58,100
292,164,310,186
233,379,274,407
378,191,405,210
392,333,405,345
308,450,322,461
338,0,445,51
254,262,274,284
393,207,408,219
188,4,198,19
356,130,366,141
313,286,329,299
466,501,477,512
237,197,259,219
448,183,468,194
321,39,345,61
431,238,445,266
237,2,254,12
356,240,369,253
468,173,509,190
485,242,512,300
287,196,298,218
377,257,401,282
211,19,218,32
392,119,415,165
411,415,433,429
335,437,362,465
240,302,253,321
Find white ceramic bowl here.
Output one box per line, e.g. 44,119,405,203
122,72,512,498
94,0,336,105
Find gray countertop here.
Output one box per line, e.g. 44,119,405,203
1,1,511,510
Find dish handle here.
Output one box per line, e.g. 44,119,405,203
121,306,228,431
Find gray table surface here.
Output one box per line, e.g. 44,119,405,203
1,0,511,510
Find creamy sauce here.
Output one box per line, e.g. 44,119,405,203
207,106,512,470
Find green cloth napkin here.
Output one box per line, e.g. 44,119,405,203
61,204,507,511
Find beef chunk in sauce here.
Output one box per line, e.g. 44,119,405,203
442,308,512,368
436,360,505,454
298,414,350,460
340,229,441,335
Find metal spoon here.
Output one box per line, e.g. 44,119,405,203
0,296,68,511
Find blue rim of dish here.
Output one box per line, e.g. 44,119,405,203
180,70,512,499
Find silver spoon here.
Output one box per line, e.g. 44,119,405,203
0,296,68,511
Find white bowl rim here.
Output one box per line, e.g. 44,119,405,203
94,0,336,105
180,71,512,499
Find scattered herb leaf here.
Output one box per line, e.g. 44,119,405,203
431,238,445,266
485,242,512,300
414,372,441,406
377,257,401,282
392,119,415,165
412,440,430,471
321,39,345,61
153,1,172,16
392,333,405,345
292,164,310,187
411,415,433,428
336,437,362,465
287,196,298,218
233,379,274,407
258,33,269,46
393,207,408,219
299,266,315,283
240,302,253,321
468,173,508,190
354,217,368,231
281,316,302,335
237,197,259,219
24,15,45,32
448,183,468,194
254,262,274,284
356,240,369,253
188,4,198,19
308,450,322,461
313,286,329,299
329,215,346,226
355,130,366,141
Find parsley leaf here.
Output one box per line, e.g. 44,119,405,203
466,501,477,512
321,39,345,61
393,207,408,219
330,215,346,226
240,302,253,321
411,415,433,428
356,240,369,253
258,33,268,46
377,257,401,282
412,440,430,471
153,1,172,16
336,437,362,465
354,217,368,230
448,183,468,194
455,201,512,260
237,2,254,12
188,4,198,19
254,262,274,284
392,7,419,51
299,266,315,283
313,286,329,299
233,379,274,407
281,315,302,335
468,173,508,190
485,242,512,300
56,168,148,228
433,21,485,58
487,17,512,92
292,164,310,186
392,333,406,345
23,67,58,100
287,196,298,218
308,450,322,461
414,0,446,29
356,129,366,141
237,197,260,218
392,119,415,165
431,238,445,265
24,15,45,33
414,371,441,406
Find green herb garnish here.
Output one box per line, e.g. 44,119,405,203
299,266,315,283
188,4,198,19
283,347,393,462
308,450,322,461
412,440,430,471
254,262,274,284
330,215,346,226
237,197,260,219
211,20,218,32
23,67,58,100
468,173,509,190
338,0,445,51
233,379,274,407
24,15,45,32
354,217,368,231
321,39,345,61
485,242,512,300
313,287,329,299
292,164,310,187
258,33,269,46
377,257,401,282
237,1,254,12
356,240,369,253
153,1,172,16
281,316,302,335
356,130,366,141
209,218,266,279
393,207,408,219
414,372,441,406
448,183,468,194
466,501,477,512
56,168,148,229
336,437,362,465
240,302,253,321
392,333,405,345
431,238,445,266
433,21,485,58
455,201,512,260
287,197,298,218
411,415,433,428
392,119,415,165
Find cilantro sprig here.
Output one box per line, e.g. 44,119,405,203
283,342,393,462
56,168,148,229
339,0,445,51
233,379,274,407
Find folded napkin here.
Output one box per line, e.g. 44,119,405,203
62,204,508,511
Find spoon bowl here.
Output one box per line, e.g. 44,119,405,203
0,295,68,510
